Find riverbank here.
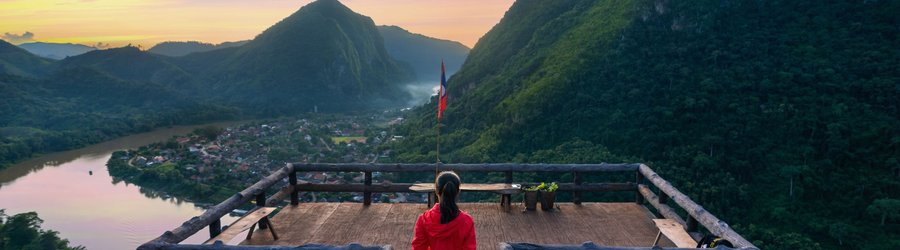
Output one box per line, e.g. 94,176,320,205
0,122,248,250
104,114,421,205
0,115,238,172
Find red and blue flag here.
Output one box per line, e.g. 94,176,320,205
438,61,448,120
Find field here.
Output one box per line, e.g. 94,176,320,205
331,136,367,144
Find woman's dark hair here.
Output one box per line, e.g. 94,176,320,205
435,171,461,224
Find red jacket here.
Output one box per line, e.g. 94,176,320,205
411,203,476,250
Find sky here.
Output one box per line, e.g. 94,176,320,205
0,0,515,49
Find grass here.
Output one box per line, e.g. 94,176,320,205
331,136,367,144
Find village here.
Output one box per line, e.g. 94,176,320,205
108,113,426,205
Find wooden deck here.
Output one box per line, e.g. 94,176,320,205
242,202,677,249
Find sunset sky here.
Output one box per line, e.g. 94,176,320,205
0,0,515,49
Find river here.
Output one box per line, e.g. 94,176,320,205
0,122,245,250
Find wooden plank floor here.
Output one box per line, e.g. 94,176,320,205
243,203,675,249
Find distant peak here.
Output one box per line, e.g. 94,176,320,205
305,0,350,11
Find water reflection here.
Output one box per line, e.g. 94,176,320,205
0,122,243,250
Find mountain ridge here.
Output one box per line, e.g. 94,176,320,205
396,1,900,249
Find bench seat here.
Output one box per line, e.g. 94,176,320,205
652,219,697,248
204,207,278,245
410,183,522,210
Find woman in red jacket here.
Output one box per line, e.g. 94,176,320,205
411,171,476,250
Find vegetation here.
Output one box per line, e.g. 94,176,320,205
0,40,51,77
0,71,236,170
0,210,84,250
176,0,414,114
377,25,469,81
1,0,429,170
525,182,558,192
147,40,248,57
394,0,900,249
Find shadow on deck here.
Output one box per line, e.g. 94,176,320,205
243,203,677,249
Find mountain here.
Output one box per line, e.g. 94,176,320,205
377,25,469,80
0,68,235,169
55,46,191,86
148,40,249,57
18,42,96,60
185,0,414,114
396,1,900,249
0,40,51,77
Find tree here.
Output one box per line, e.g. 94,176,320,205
3,212,42,249
194,125,224,141
867,198,900,226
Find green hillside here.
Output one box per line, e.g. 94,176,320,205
0,70,235,169
378,25,469,80
396,0,900,249
0,40,51,77
147,40,248,57
55,46,193,88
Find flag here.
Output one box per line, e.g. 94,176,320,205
438,61,448,120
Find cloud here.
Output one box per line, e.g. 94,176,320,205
2,31,35,44
95,42,111,48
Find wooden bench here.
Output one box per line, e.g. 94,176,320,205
204,207,278,245
410,183,522,211
651,219,697,248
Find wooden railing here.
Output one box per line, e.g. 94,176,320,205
137,163,759,250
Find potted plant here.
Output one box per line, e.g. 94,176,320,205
539,182,558,211
523,184,542,211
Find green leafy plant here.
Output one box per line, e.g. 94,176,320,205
524,182,544,191
524,182,558,192
541,182,558,192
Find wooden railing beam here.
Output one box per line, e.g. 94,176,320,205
639,164,758,249
637,184,686,226
292,163,640,172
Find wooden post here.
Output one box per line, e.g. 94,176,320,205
503,171,513,210
658,189,668,205
208,219,221,238
364,171,372,205
687,216,699,233
635,171,644,204
255,193,268,230
573,171,582,205
289,171,299,205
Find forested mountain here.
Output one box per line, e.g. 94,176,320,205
0,40,51,77
1,0,465,170
18,42,96,60
395,0,900,249
55,46,192,86
377,25,469,80
0,70,235,169
183,0,413,114
147,40,248,57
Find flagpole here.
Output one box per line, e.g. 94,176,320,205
436,60,445,178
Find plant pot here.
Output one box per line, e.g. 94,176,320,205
540,191,556,211
524,190,539,211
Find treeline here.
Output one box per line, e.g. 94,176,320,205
0,210,84,250
393,1,900,249
0,71,237,170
